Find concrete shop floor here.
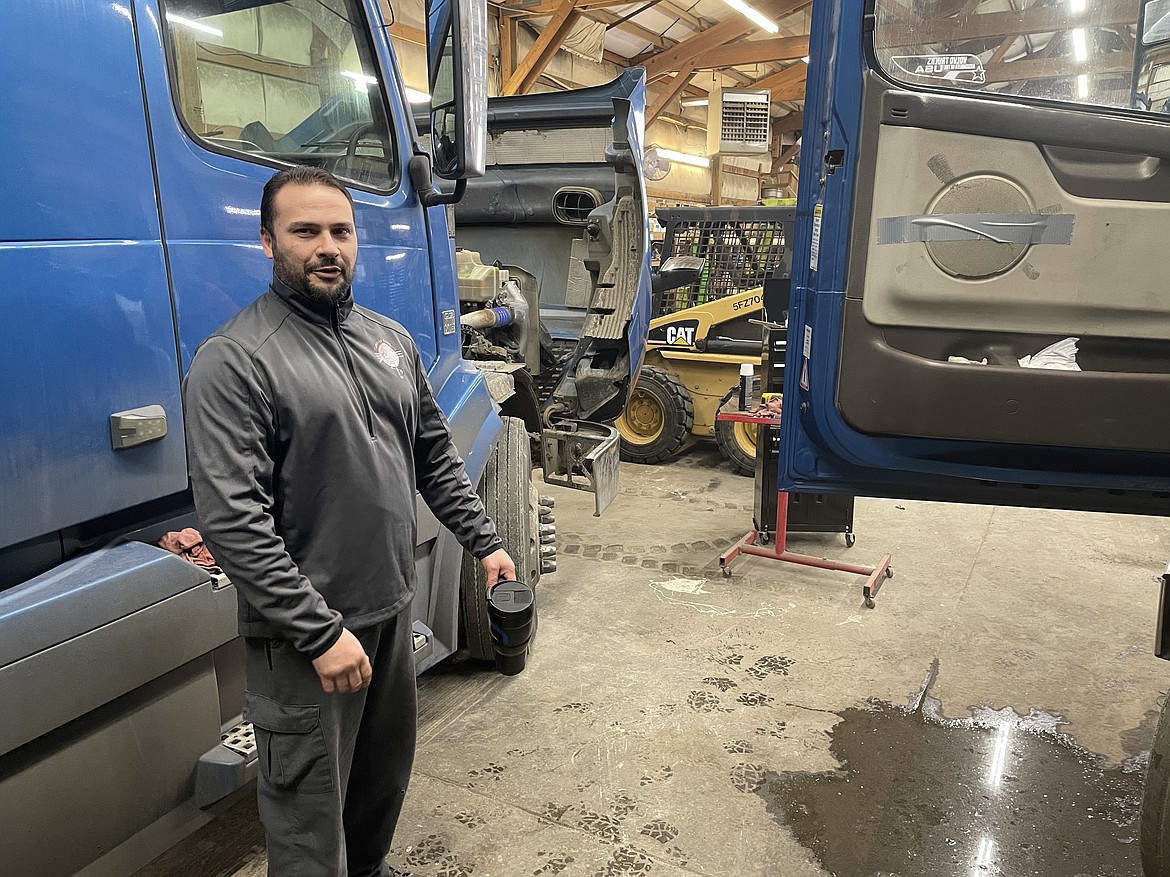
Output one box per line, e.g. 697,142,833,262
147,445,1170,877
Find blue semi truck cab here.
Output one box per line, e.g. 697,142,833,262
0,1,651,873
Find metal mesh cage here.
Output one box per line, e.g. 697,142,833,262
655,206,796,317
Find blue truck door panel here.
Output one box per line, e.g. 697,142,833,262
133,0,437,371
0,3,187,550
781,0,1170,516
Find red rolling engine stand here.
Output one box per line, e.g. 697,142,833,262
715,412,894,608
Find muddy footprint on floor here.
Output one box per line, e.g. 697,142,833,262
534,852,576,875
686,690,725,713
437,855,474,877
702,676,738,692
745,655,793,680
467,763,505,781
639,819,678,844
755,721,788,738
736,690,774,707
595,846,653,877
730,762,767,793
554,702,594,714
404,835,450,867
723,739,754,754
610,793,638,818
454,810,486,830
639,765,674,787
576,809,623,844
539,802,574,824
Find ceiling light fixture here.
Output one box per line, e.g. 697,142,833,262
1077,73,1090,98
658,148,711,168
719,0,779,34
1071,28,1089,62
165,12,223,37
680,98,710,107
404,87,431,104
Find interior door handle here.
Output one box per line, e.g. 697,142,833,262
110,405,168,450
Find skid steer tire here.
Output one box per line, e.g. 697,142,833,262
715,377,762,477
460,416,538,670
616,365,694,465
1142,694,1170,877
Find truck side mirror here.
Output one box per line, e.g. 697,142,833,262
651,255,705,295
426,0,488,180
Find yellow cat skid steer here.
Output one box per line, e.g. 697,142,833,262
616,286,767,475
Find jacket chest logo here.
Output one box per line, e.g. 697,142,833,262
374,338,402,370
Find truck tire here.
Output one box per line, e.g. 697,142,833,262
715,378,761,477
616,365,694,465
460,416,539,670
1143,694,1170,876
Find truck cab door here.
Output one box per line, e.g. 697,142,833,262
0,3,188,554
137,0,437,371
782,0,1170,515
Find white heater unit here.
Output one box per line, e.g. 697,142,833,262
707,88,771,156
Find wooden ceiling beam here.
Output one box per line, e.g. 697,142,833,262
502,0,583,95
750,63,807,101
689,35,810,70
640,0,812,81
773,110,804,135
387,21,426,46
878,0,1140,48
586,8,674,49
984,52,1134,83
647,63,698,124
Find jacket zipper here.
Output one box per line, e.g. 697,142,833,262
331,308,376,439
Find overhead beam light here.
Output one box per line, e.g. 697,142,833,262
1078,72,1090,98
165,12,223,37
719,0,779,34
1070,0,1086,12
659,147,711,168
680,98,710,107
342,70,379,86
404,87,431,104
1071,28,1089,62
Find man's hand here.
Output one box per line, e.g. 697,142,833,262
311,628,372,694
481,548,517,588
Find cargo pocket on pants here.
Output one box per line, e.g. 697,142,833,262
245,691,335,795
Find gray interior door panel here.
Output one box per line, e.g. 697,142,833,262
838,73,1170,452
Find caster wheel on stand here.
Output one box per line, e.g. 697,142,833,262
845,531,856,548
863,596,876,609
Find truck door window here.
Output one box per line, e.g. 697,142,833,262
162,0,396,191
871,1,1164,117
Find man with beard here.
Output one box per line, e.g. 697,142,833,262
184,166,515,877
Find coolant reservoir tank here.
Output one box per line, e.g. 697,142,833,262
456,249,508,303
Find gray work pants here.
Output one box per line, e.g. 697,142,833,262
243,613,417,877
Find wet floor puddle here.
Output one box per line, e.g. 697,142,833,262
758,662,1148,876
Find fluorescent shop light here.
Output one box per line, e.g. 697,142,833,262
342,70,379,85
1078,73,1089,98
719,0,779,34
404,87,431,103
658,148,711,168
165,13,223,37
680,98,710,107
1071,29,1088,62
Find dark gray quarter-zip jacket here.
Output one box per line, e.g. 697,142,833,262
184,277,502,659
